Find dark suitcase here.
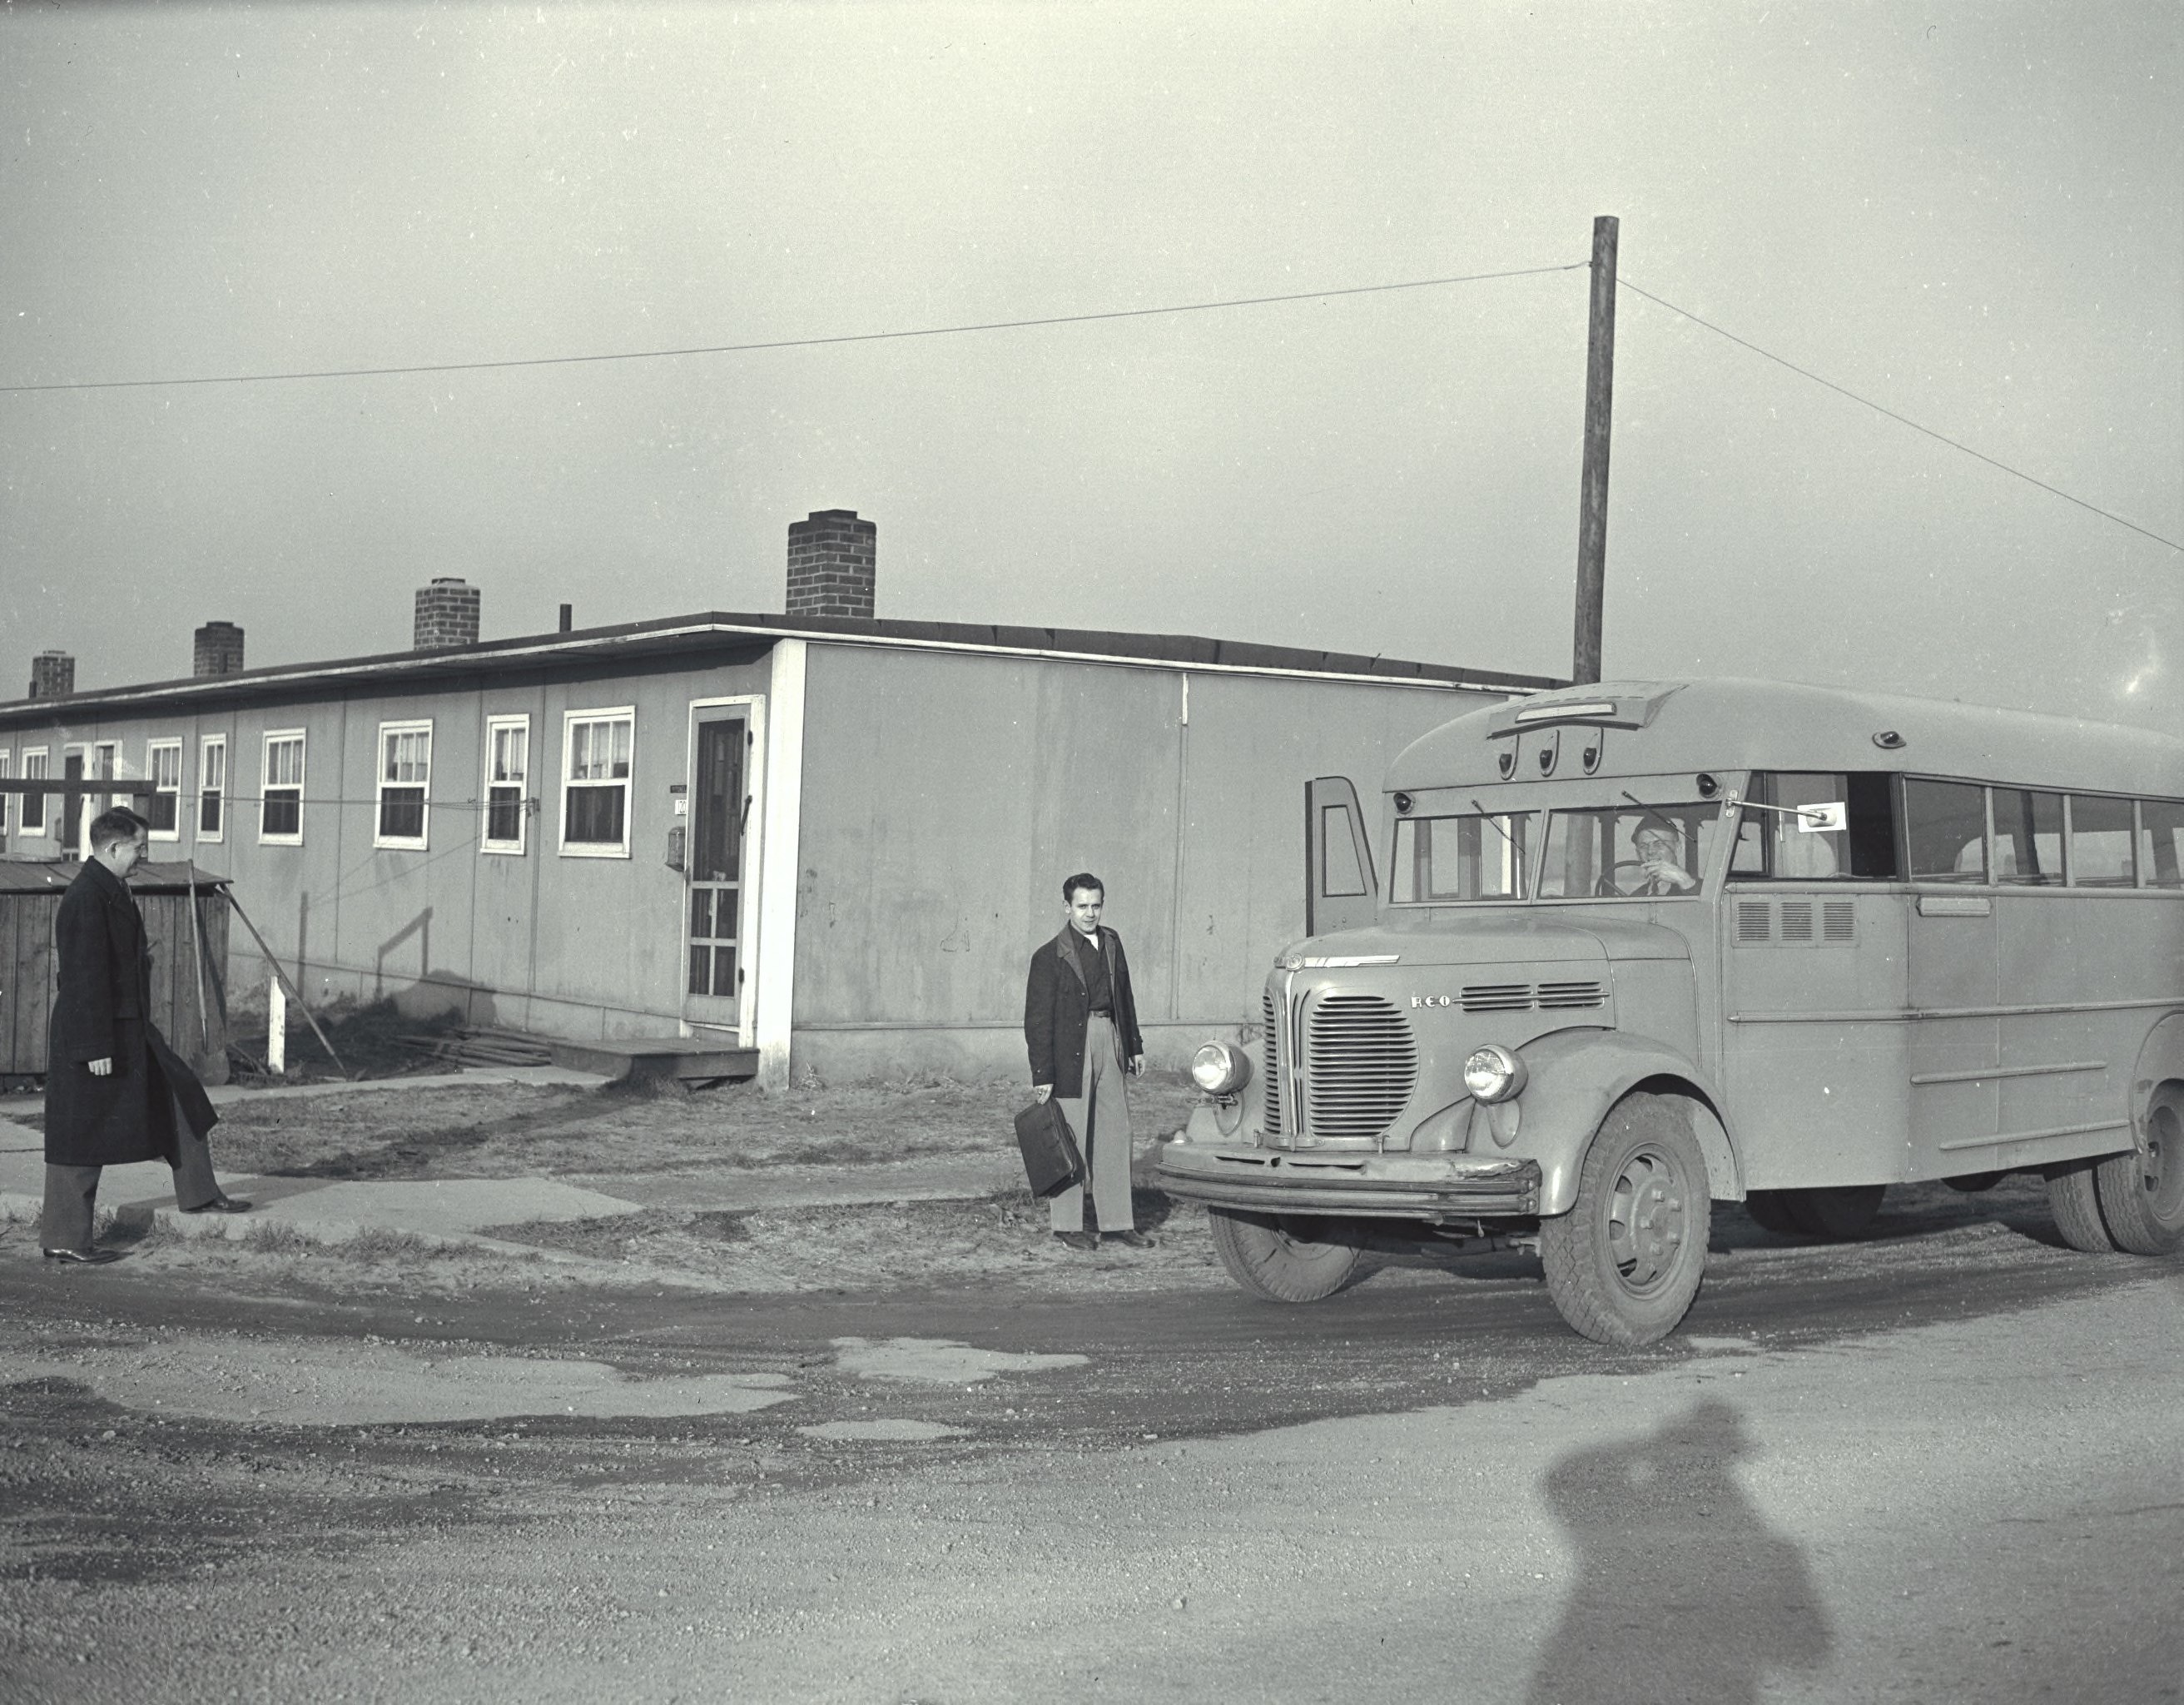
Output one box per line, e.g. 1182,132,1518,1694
1012,1098,1085,1198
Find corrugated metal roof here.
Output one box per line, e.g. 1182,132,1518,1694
0,609,1558,725
0,859,232,894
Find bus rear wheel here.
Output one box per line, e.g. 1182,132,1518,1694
2045,1161,2117,1254
1206,1209,1363,1302
1784,1185,1887,1240
2092,1086,2184,1257
1743,1191,1802,1236
1541,1093,1711,1347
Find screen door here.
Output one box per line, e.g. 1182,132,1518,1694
684,712,751,1032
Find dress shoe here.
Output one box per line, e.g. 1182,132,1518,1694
1052,1230,1099,1251
1103,1230,1154,1250
42,1247,122,1265
181,1195,252,1215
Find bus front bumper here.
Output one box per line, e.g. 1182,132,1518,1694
1156,1144,1542,1221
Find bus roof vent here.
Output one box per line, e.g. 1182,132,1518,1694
1488,682,1685,739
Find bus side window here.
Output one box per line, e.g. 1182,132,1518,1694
1742,772,1899,880
1729,816,1765,876
1993,788,2065,886
2067,795,2137,887
1905,778,1988,883
2142,799,2184,889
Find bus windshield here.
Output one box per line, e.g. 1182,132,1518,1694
1539,803,1726,899
1391,810,1536,903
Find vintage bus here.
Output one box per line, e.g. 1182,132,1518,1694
1157,678,2184,1345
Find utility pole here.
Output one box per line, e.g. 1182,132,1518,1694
1571,214,1619,686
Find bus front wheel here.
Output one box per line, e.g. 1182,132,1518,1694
1541,1093,1711,1347
1206,1208,1363,1302
2092,1085,2184,1257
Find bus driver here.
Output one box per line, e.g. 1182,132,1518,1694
1631,817,1700,895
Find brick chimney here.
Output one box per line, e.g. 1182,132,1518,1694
414,578,481,650
28,649,74,699
193,621,246,677
785,510,877,620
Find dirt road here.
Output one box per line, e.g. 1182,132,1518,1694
3,1181,2181,1703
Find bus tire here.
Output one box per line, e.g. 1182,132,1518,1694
2045,1161,2117,1254
1784,1185,1887,1240
1744,1191,1802,1236
1541,1093,1711,1347
2092,1085,2184,1257
1206,1208,1363,1303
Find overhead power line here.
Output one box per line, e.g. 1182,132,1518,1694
1618,276,2182,554
0,263,1586,395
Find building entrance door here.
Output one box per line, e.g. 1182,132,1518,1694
683,709,752,1037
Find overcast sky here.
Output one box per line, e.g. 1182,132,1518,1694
3,2,2178,732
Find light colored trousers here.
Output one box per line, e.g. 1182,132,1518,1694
42,1115,222,1251
1050,1012,1134,1234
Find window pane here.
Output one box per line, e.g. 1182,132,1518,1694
492,725,527,783
2142,800,2184,889
379,788,425,841
147,792,178,834
1905,780,1986,882
1393,812,1533,902
691,888,714,937
711,943,737,997
263,790,300,838
22,755,47,830
1539,805,1716,898
204,743,226,788
1319,805,1367,897
688,944,711,997
1993,788,2064,886
565,784,625,845
151,746,181,788
2069,795,2136,887
487,786,523,844
200,791,222,834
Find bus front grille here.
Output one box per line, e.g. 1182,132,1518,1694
1305,995,1418,1141
1262,988,1283,1134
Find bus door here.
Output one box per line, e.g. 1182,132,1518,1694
1903,780,2002,1175
1306,777,1378,937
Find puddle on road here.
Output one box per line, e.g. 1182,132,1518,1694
4,1341,797,1425
830,1335,1089,1384
798,1419,968,1442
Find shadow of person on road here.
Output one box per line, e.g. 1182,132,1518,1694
1526,1399,1831,1705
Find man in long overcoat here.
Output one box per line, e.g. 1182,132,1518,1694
42,808,248,1263
1025,870,1149,1250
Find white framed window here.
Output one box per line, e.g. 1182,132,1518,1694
145,738,184,841
482,714,530,854
198,736,227,842
20,748,49,835
261,730,305,845
560,707,633,857
375,720,433,850
0,750,10,840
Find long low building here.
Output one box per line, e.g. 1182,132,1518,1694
0,516,1551,1085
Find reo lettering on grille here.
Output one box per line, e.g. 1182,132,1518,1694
1410,994,1456,1008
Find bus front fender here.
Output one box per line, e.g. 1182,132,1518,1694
1502,1029,1742,1216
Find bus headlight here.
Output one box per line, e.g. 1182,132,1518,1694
1462,1044,1529,1104
1190,1041,1253,1098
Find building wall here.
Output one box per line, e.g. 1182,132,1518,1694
1,639,1510,1081
0,650,775,1043
790,644,1504,1081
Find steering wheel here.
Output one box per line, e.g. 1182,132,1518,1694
1595,860,1649,897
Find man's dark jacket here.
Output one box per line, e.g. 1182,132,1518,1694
1024,925,1144,1098
44,859,217,1167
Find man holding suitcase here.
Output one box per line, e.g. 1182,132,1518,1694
1024,872,1150,1251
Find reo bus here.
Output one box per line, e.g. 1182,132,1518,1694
1156,678,2184,1345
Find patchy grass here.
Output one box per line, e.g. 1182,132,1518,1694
479,1186,1230,1295
201,1071,1203,1183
